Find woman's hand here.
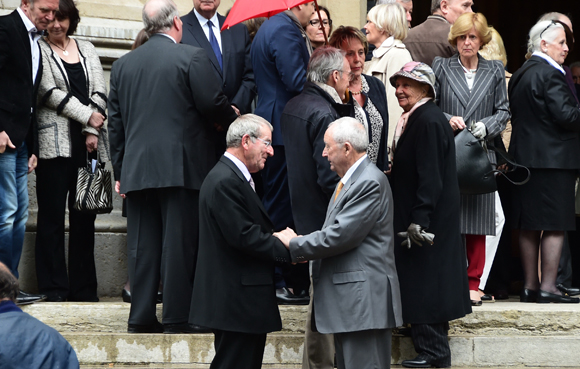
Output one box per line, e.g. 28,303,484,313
88,112,105,130
470,121,486,139
86,133,98,152
449,116,466,131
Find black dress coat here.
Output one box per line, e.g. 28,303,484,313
0,10,41,154
190,156,291,333
390,100,471,324
508,56,580,169
281,82,353,234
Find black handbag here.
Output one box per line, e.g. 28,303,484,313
454,128,497,195
455,129,531,195
74,153,113,214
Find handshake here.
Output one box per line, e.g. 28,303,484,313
273,227,299,249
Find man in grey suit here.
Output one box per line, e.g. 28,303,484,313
276,117,402,369
108,0,237,334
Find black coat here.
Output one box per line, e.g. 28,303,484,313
508,56,580,169
108,35,238,193
0,10,41,154
390,101,471,324
190,156,291,333
281,82,353,234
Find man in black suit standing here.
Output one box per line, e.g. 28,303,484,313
0,0,59,304
108,0,237,334
181,0,255,153
190,114,291,369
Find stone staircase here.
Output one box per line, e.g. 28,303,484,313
21,300,580,367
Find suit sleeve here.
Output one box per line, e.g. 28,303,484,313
544,69,580,131
481,61,510,140
188,49,238,131
271,26,307,94
0,21,9,133
229,25,256,114
212,178,291,262
432,57,453,121
288,177,383,262
107,63,124,181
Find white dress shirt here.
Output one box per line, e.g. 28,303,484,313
193,9,222,52
17,7,41,84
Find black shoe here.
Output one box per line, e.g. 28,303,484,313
16,291,46,305
163,323,211,334
520,288,538,302
471,299,482,306
537,289,580,303
402,356,433,368
481,293,495,302
494,289,509,300
45,294,65,302
556,284,580,296
122,289,162,304
122,288,131,303
276,287,309,305
394,326,412,336
127,321,163,333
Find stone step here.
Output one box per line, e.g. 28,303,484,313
21,300,580,367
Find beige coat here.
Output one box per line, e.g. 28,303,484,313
364,39,412,149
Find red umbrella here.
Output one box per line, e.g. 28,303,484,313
221,0,329,45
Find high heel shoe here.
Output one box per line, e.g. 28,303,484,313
520,288,538,303
537,290,580,304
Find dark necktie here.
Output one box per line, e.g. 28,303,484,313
207,20,222,70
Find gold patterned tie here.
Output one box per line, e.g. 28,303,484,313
334,182,344,202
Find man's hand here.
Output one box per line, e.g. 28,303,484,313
88,112,105,130
449,116,466,131
273,227,298,249
115,180,126,199
0,131,16,154
27,154,37,174
85,133,98,152
231,105,241,116
397,223,435,249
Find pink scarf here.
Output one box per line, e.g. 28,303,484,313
391,97,432,160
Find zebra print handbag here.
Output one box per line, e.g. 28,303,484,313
74,153,113,214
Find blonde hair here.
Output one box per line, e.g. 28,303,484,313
448,12,492,48
367,3,408,41
479,27,507,67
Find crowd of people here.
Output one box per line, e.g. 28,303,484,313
1,0,580,368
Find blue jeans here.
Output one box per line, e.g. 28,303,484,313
0,142,29,278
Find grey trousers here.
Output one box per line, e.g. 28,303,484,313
334,329,392,369
302,282,334,369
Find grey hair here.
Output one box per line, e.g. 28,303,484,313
226,114,273,148
307,46,346,84
538,12,567,23
570,61,580,69
328,117,368,153
377,0,412,4
431,0,442,13
142,0,179,36
527,20,564,55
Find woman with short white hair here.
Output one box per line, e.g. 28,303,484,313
363,3,412,153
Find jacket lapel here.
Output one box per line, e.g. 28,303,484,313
463,55,494,122
217,14,229,80
185,12,223,78
325,158,371,217
446,56,470,109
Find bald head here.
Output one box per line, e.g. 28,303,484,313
142,0,181,40
0,262,19,302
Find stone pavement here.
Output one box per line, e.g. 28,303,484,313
21,298,580,367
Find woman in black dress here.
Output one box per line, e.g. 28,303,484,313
509,19,580,303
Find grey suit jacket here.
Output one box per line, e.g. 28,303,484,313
289,157,403,334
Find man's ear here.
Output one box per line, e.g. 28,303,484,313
440,0,449,16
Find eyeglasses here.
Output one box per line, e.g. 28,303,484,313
540,21,558,39
252,136,272,147
309,19,332,27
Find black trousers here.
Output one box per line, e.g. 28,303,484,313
35,156,97,301
411,322,451,367
210,329,267,369
126,187,198,325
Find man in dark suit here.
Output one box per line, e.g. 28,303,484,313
251,1,314,304
181,0,255,155
108,0,237,334
190,114,291,369
0,0,59,304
